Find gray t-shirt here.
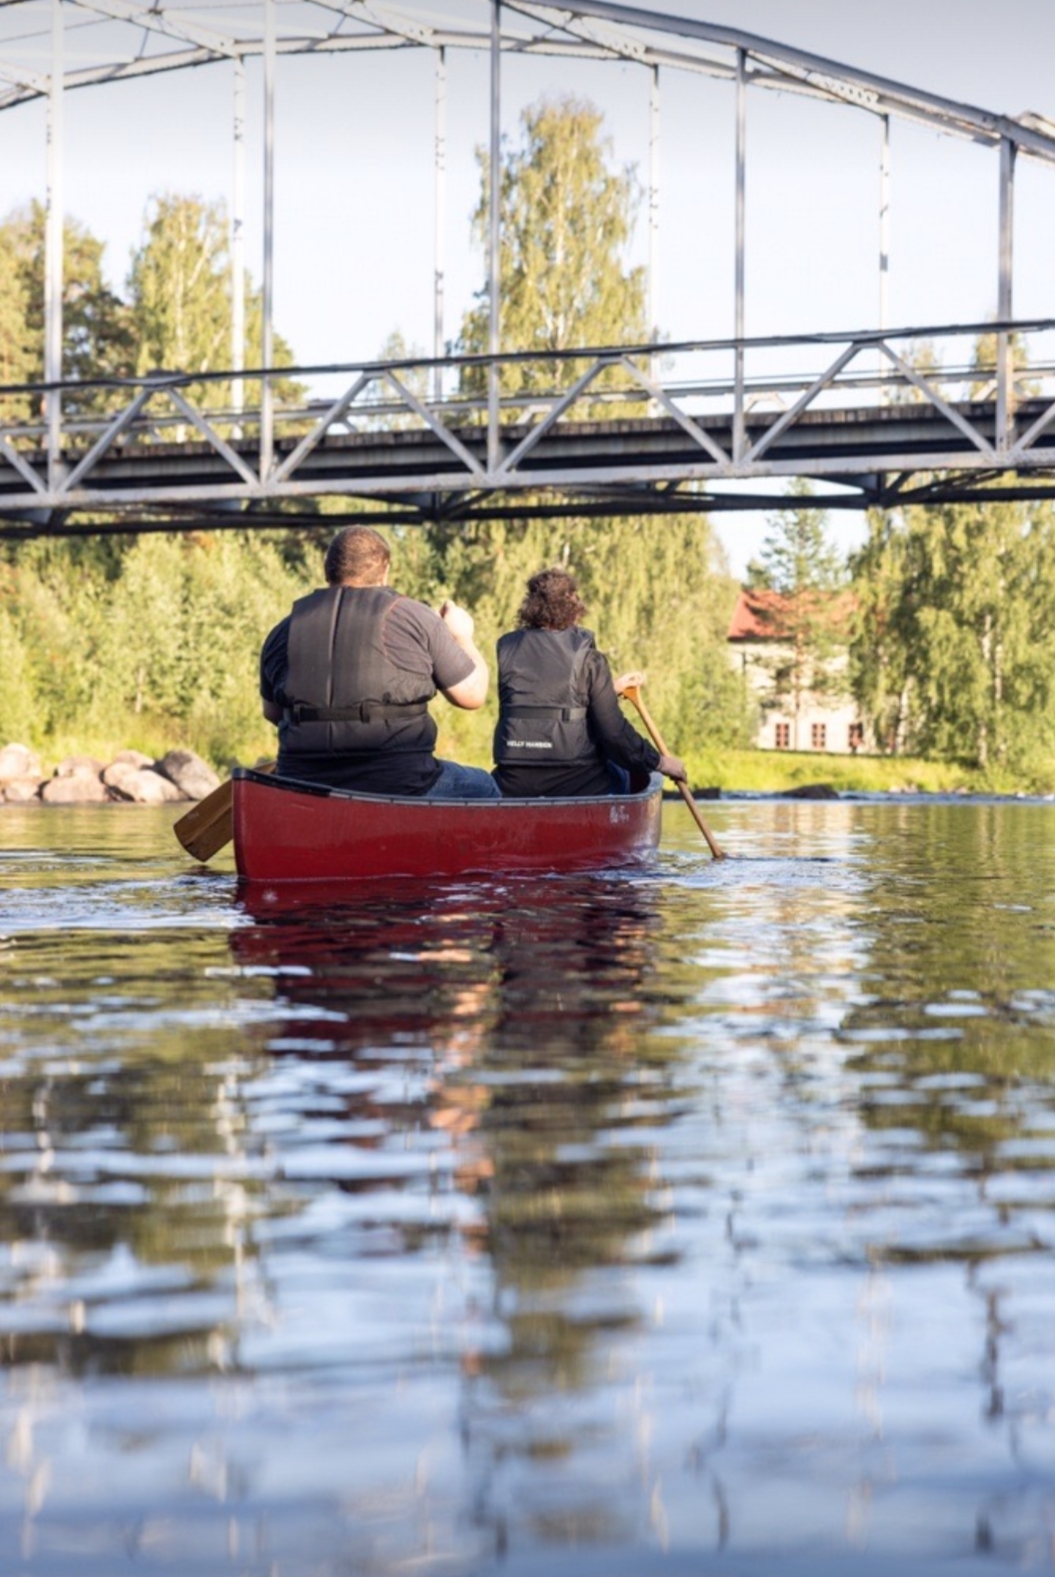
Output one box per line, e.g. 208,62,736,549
260,591,474,794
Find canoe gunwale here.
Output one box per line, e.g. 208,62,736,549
232,765,663,810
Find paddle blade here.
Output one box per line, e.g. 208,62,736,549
173,779,234,862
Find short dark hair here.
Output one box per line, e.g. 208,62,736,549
324,525,391,586
517,568,586,631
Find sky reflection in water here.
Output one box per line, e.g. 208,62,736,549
0,799,1054,1575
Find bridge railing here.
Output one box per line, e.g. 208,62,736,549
1,317,1055,514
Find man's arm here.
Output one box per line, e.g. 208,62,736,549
260,618,288,725
437,600,489,710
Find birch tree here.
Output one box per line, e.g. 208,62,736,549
459,95,646,401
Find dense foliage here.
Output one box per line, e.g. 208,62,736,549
850,497,1055,782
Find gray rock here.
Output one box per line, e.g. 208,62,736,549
0,743,41,784
105,764,186,804
782,782,840,800
54,755,105,780
3,776,43,802
155,749,220,801
41,773,110,804
111,749,155,769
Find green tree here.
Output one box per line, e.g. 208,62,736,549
0,201,134,414
459,94,646,403
850,499,1055,778
0,224,32,423
128,193,231,381
127,191,303,414
747,482,847,750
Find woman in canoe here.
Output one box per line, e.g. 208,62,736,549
492,568,688,798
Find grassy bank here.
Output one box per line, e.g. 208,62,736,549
681,748,1053,797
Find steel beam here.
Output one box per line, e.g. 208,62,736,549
232,56,246,426
648,62,659,379
733,47,746,462
261,0,276,479
487,0,501,473
433,45,447,400
996,135,1016,448
45,0,63,489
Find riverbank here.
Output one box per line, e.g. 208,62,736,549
681,746,1052,798
6,734,1049,803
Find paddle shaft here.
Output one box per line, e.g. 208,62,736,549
622,686,726,860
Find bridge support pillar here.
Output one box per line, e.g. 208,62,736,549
261,0,276,480
996,135,1016,449
733,46,746,462
232,56,246,432
487,0,501,473
45,0,64,490
434,47,447,402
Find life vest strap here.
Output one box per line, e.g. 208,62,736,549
285,700,428,724
504,704,588,722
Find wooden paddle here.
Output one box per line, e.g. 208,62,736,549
173,761,275,862
621,685,726,860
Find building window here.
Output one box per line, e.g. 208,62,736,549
848,722,864,754
774,722,790,749
811,722,827,750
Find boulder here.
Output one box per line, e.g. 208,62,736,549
41,773,110,804
110,749,154,769
155,749,220,801
3,776,43,802
105,763,185,804
0,743,41,785
100,756,142,794
53,755,105,780
782,782,840,800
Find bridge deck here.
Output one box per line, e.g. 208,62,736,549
2,395,1054,530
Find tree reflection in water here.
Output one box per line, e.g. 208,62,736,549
231,873,696,1553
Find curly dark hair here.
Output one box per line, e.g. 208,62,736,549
517,568,586,631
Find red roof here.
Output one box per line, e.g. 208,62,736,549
727,588,790,640
727,587,856,642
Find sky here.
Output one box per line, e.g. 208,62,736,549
2,0,1054,575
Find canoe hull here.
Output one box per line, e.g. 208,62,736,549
232,767,663,881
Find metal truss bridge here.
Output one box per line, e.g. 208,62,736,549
4,316,1055,537
2,0,1055,536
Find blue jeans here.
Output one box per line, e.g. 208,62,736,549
425,758,501,800
606,761,631,795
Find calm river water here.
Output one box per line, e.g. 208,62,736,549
1,798,1054,1576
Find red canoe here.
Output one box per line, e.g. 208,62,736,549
232,766,663,881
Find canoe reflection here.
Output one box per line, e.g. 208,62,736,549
232,875,681,1404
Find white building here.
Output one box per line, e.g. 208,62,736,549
727,588,872,755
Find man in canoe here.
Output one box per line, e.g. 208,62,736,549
492,567,688,798
260,525,500,798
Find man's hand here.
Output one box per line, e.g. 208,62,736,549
438,598,489,710
439,599,475,642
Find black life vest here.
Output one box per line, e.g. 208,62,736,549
493,626,595,766
278,585,437,759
